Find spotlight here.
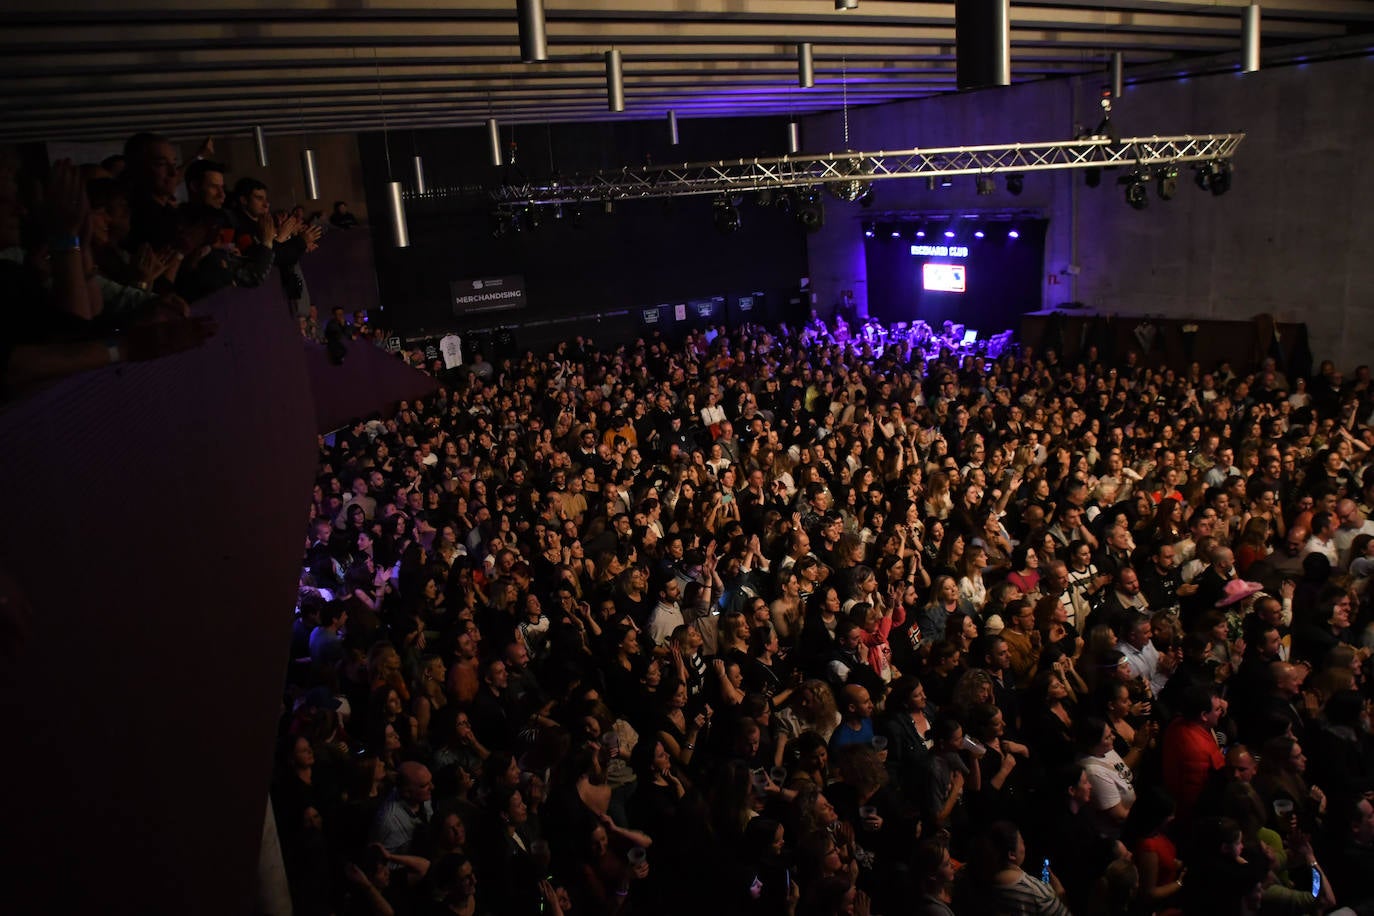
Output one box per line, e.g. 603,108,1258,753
1157,166,1179,200
943,230,956,239
974,230,985,239
890,230,901,239
940,176,954,188
1006,174,1024,196
1123,173,1149,210
1085,167,1102,188
795,187,825,232
863,223,875,238
1008,229,1020,239
525,206,542,230
712,196,741,234
490,210,508,239
1194,162,1213,192
1209,160,1232,196
915,230,926,238
976,176,996,196
835,0,858,8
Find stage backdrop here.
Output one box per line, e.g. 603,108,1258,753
864,218,1048,334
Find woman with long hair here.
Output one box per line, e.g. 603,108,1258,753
776,679,842,746
916,576,974,650
1024,669,1077,773
410,653,448,742
1122,788,1185,912
955,544,989,610
966,820,1069,915
1253,735,1326,833
1006,542,1042,599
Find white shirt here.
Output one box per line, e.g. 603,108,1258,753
1083,750,1136,824
1121,642,1154,683
1302,535,1340,566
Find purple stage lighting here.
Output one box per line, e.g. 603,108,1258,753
943,230,955,238
915,230,925,238
974,230,985,239
891,231,901,239
1008,229,1020,239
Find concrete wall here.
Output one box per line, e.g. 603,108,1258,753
802,56,1374,367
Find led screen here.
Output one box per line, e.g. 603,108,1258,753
923,263,966,293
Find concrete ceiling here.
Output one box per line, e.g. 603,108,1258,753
2,0,1371,143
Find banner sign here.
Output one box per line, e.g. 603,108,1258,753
451,275,527,316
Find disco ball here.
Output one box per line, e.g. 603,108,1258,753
829,178,872,202
828,157,872,202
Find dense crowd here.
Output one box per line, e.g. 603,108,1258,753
285,314,1374,916
10,129,1373,916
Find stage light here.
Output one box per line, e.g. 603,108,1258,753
1157,166,1179,200
1210,160,1232,195
1008,229,1020,239
915,230,926,238
835,0,859,9
1085,167,1102,188
712,196,741,234
863,224,875,238
795,187,825,232
1124,173,1149,210
890,230,901,239
1006,174,1024,195
976,176,996,196
943,230,956,238
974,230,985,239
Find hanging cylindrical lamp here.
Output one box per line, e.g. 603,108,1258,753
387,181,410,248
517,0,549,63
1110,52,1124,98
1242,3,1261,73
486,117,503,167
798,43,815,88
606,49,625,112
667,110,680,145
834,0,859,9
413,155,427,195
300,148,320,200
955,0,1011,90
252,125,269,167
786,121,801,155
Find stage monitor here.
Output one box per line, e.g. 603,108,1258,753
923,263,967,293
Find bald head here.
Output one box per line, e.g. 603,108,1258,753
398,762,434,806
841,684,874,720
1225,745,1257,783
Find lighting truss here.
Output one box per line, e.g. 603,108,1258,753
457,133,1244,208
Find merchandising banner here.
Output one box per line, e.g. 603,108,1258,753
451,274,527,317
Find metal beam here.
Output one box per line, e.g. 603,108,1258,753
470,134,1246,205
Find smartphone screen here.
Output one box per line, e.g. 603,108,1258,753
1311,869,1321,898
1041,858,1051,884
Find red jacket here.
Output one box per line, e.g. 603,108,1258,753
1161,718,1224,816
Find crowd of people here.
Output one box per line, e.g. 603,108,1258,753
1,132,340,398
284,311,1374,916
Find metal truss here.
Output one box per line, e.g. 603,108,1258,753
464,133,1244,207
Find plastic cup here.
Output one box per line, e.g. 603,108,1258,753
627,847,647,867
1273,798,1295,820
859,805,878,819
871,736,889,752
770,766,789,784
